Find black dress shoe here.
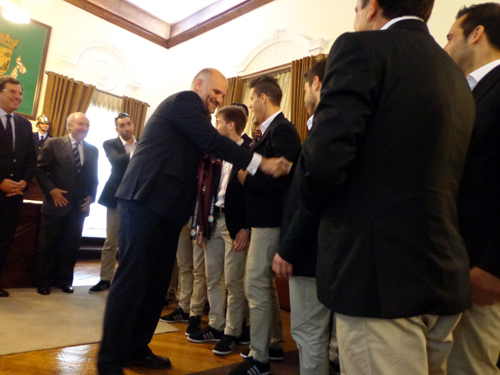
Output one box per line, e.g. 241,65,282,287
0,289,9,297
124,354,171,369
60,285,74,293
37,287,50,295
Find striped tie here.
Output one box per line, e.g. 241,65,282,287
5,114,13,152
73,141,81,173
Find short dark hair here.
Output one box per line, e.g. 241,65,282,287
217,106,247,135
304,59,327,85
231,102,249,117
0,77,22,92
361,0,434,22
249,75,282,106
115,112,130,125
457,3,500,51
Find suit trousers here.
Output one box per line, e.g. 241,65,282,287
35,206,86,287
289,276,337,375
205,213,247,336
100,207,118,281
0,195,22,277
98,199,181,371
336,313,461,375
246,227,283,363
447,302,500,375
176,223,207,317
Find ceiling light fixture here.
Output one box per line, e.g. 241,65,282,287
2,0,30,24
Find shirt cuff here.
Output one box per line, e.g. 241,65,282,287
247,153,262,176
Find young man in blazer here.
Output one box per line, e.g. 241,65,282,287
97,68,291,375
296,0,476,374
187,106,252,354
444,4,500,373
35,112,98,296
90,113,137,292
33,114,52,155
0,77,36,297
231,75,301,375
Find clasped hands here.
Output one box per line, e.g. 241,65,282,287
0,179,27,197
237,157,293,186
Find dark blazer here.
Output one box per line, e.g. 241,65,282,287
297,20,475,318
458,65,500,279
0,113,36,194
36,135,99,217
98,137,136,209
219,136,252,239
243,112,301,228
33,132,52,155
241,133,252,145
116,91,254,227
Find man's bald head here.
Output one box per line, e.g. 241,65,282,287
191,68,228,114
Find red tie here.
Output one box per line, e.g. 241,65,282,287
5,114,13,152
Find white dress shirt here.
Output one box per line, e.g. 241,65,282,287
381,16,424,30
37,131,48,141
216,139,244,208
69,134,84,166
120,135,138,156
467,59,500,90
307,115,314,131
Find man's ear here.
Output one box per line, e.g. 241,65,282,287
260,93,267,105
194,79,203,92
367,0,381,23
468,25,486,45
312,76,321,92
228,121,236,131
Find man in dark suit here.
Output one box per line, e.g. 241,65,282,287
232,75,301,375
296,0,476,374
0,77,36,298
97,68,291,375
34,112,98,296
89,113,137,293
187,106,252,354
273,59,341,375
444,4,500,374
33,114,52,155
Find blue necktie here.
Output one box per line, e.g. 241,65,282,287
5,114,13,152
73,141,81,173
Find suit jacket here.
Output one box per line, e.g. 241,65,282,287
116,91,254,227
218,136,252,239
98,137,137,209
297,20,475,318
0,113,36,199
243,113,301,228
458,65,500,279
36,135,99,217
33,132,52,155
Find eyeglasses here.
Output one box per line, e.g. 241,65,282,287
2,89,23,97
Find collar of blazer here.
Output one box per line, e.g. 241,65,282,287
387,18,429,34
472,64,500,103
64,134,89,166
251,112,285,150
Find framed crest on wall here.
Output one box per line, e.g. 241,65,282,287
0,11,51,120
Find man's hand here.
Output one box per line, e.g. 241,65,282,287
50,188,68,207
195,229,206,248
81,196,93,212
234,229,249,251
259,157,293,177
470,266,500,306
273,253,294,280
237,170,249,185
0,179,24,197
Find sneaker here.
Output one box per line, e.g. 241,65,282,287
229,358,270,375
239,325,250,345
213,335,239,355
89,280,110,293
160,307,189,323
188,325,223,343
240,347,283,361
185,315,202,336
329,360,341,375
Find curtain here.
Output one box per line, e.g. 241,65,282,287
290,54,327,143
42,72,96,137
240,70,292,137
121,96,150,138
221,77,244,108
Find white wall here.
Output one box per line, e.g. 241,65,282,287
0,0,482,126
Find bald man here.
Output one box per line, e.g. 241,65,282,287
97,68,292,375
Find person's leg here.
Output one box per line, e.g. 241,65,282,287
34,213,64,288
0,196,22,279
190,239,207,317
176,225,194,314
447,303,500,375
289,276,331,375
245,227,280,363
98,200,181,372
100,207,119,281
336,313,461,375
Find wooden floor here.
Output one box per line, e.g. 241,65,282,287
0,260,297,375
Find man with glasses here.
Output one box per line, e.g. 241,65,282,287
0,77,36,298
90,113,137,292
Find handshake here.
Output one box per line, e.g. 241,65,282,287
259,156,293,177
